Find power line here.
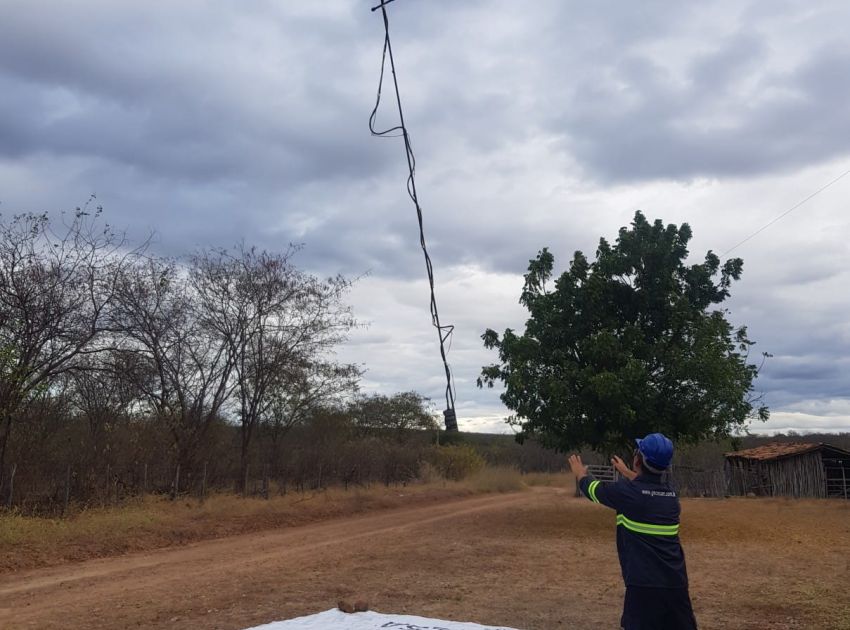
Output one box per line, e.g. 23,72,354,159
370,0,458,431
722,166,850,255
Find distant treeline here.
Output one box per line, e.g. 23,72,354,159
0,210,567,515
2,392,566,515
2,209,845,513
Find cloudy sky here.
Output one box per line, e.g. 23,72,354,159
2,0,849,435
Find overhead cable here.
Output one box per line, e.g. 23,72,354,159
723,166,850,255
369,0,458,431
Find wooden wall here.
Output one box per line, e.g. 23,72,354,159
725,452,827,498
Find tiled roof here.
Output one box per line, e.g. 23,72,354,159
725,442,826,461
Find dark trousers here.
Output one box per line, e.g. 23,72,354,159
621,586,697,630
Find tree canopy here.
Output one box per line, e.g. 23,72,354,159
479,211,768,454
349,391,439,442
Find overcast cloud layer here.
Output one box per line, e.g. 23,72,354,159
1,0,849,435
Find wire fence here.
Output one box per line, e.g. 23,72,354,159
666,466,727,498
0,445,432,516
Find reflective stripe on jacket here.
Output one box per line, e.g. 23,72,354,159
579,472,689,588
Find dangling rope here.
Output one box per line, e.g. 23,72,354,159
369,0,458,431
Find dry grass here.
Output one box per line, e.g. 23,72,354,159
466,467,574,492
1,467,567,574
518,470,574,488
0,468,550,574
466,466,527,493
2,478,849,629
0,481,487,573
415,493,850,629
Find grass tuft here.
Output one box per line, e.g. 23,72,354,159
466,467,526,493
519,471,574,488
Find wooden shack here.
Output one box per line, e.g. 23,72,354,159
725,442,850,498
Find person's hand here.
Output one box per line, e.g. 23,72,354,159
568,454,588,480
611,455,638,481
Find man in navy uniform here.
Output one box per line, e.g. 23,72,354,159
568,433,698,630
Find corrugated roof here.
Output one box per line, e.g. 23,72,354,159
725,442,828,461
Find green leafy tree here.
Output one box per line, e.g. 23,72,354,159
349,391,439,442
479,211,768,455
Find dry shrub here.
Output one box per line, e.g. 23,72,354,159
520,471,575,488
428,445,485,481
466,466,525,493
417,461,439,484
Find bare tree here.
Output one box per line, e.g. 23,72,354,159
190,245,359,494
68,355,136,450
112,257,234,476
263,358,361,483
0,207,137,482
62,353,138,496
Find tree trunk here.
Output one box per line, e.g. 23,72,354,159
0,413,14,488
5,463,16,509
171,463,181,500
239,422,252,496
63,465,72,516
241,462,249,497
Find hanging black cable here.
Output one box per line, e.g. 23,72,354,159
370,0,458,431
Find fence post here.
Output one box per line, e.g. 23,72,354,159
843,465,847,500
6,463,16,509
200,461,207,503
143,463,148,495
63,464,71,516
171,463,180,500
105,463,110,506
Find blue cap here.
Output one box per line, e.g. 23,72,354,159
635,433,674,470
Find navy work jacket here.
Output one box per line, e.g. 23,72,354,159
579,472,689,588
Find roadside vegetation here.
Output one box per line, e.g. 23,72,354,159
0,465,571,572
0,210,572,517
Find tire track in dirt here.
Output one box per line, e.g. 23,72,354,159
0,490,538,628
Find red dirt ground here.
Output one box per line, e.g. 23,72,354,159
1,488,848,629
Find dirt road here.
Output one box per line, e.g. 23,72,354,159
0,491,542,629
1,488,848,629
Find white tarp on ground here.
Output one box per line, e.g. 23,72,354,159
245,609,520,630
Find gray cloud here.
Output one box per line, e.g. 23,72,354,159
1,0,849,433
561,41,850,182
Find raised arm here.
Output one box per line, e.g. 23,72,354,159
569,454,631,511
568,454,588,482
611,455,638,481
